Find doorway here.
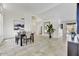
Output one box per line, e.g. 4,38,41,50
66,22,77,41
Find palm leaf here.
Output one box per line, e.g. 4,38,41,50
47,24,55,33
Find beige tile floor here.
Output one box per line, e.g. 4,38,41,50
0,35,67,56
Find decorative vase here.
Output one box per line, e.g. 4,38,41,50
71,32,76,41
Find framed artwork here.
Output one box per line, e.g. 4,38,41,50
44,21,50,33
60,24,63,29
14,19,24,30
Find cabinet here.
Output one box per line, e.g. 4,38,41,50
68,42,79,56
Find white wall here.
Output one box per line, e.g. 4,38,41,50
0,4,3,42
0,14,3,39
3,12,32,39
3,3,77,39
37,3,76,38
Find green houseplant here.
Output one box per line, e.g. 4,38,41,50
47,24,55,38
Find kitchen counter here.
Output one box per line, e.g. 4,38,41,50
67,34,79,44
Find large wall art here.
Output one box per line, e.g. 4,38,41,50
14,19,24,30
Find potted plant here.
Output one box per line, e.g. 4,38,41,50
47,24,55,38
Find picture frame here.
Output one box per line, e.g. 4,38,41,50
14,19,24,30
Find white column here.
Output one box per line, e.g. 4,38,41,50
63,23,67,40
0,13,3,43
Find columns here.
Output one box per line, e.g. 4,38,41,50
0,4,3,43
63,23,67,40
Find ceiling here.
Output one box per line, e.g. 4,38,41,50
3,3,60,15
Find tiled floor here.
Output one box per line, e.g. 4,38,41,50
0,35,67,56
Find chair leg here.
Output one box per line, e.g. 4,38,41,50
26,39,27,45
20,36,23,46
15,38,19,45
16,40,18,45
30,39,31,43
32,39,34,43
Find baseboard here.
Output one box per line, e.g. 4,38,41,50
4,37,15,40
